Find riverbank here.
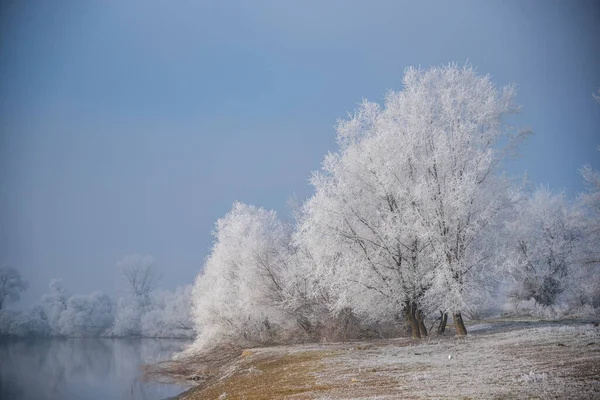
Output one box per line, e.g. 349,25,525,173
158,319,599,399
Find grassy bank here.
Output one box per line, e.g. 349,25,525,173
149,320,600,399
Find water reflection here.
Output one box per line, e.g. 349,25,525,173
0,337,192,400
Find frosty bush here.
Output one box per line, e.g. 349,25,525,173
141,286,194,338
0,272,194,338
190,202,296,351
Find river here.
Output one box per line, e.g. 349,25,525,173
0,337,193,400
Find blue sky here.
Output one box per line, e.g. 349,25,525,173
1,0,599,305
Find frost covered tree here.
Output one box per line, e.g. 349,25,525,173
296,106,436,338
118,254,159,307
505,188,580,307
578,150,600,249
1,273,196,338
569,91,600,308
395,65,525,335
41,279,70,334
278,247,335,338
0,305,49,336
298,64,525,336
191,202,293,349
113,254,159,336
0,267,28,311
573,144,600,307
58,292,114,336
39,279,114,336
141,285,194,338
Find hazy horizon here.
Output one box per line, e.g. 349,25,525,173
1,0,599,307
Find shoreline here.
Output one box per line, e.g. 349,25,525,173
165,319,600,399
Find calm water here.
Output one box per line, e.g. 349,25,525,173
0,337,193,400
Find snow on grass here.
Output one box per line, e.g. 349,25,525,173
170,320,600,399
518,370,548,383
312,323,599,399
466,323,493,332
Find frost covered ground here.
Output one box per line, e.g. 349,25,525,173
169,320,599,399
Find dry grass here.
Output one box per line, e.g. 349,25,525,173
148,320,600,399
143,343,244,385
180,350,332,399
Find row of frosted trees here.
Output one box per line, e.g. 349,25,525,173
189,65,600,352
0,255,193,337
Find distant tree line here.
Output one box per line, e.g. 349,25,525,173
0,255,193,338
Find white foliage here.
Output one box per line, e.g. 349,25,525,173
19,305,51,335
297,64,524,321
0,310,31,336
0,267,28,310
117,254,159,308
57,291,114,336
577,148,600,274
0,272,193,338
41,279,70,335
191,202,294,350
505,188,580,306
112,296,145,336
1,279,116,337
141,285,194,338
277,246,333,335
113,254,160,336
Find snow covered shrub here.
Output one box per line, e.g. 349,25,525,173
568,304,600,318
190,203,296,351
40,279,70,335
0,267,28,311
569,274,600,309
57,292,114,336
574,156,600,309
0,309,25,336
505,188,580,307
19,306,51,336
113,254,160,336
112,297,143,336
505,297,572,319
141,285,194,338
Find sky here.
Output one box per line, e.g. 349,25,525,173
1,0,599,306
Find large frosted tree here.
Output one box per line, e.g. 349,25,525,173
296,101,436,338
298,64,525,336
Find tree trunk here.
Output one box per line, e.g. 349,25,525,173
437,311,448,335
416,310,428,337
453,312,468,336
404,302,421,339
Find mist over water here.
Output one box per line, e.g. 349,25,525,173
0,337,192,400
